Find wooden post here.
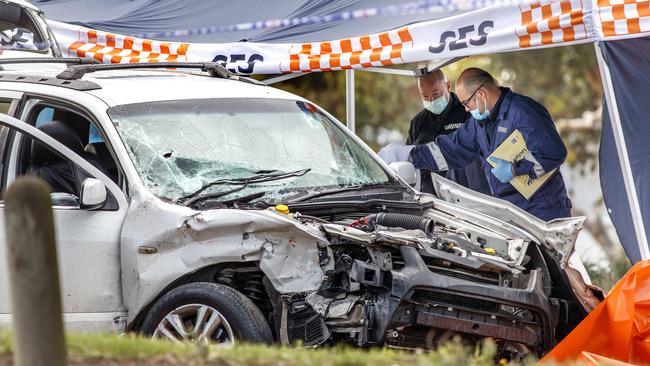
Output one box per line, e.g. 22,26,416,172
4,177,66,366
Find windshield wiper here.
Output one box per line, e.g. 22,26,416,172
177,168,311,206
222,191,267,207
289,182,404,203
190,191,268,210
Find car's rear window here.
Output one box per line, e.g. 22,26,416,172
0,2,48,52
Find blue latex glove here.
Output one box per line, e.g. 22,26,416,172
488,157,514,183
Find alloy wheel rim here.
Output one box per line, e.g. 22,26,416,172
153,303,235,345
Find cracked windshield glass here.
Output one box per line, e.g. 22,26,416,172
109,98,390,204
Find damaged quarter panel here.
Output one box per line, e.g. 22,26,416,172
121,189,332,324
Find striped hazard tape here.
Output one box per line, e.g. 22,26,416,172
516,0,587,47
598,0,650,37
281,27,413,72
68,28,190,63
48,0,650,75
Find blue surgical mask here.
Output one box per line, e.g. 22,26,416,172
470,95,490,121
422,95,449,115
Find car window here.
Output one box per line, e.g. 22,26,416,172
0,2,48,52
0,101,10,115
26,104,121,184
0,99,16,192
16,132,118,210
35,107,54,126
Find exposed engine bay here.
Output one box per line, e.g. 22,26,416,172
252,198,600,360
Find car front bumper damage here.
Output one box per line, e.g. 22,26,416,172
292,244,555,352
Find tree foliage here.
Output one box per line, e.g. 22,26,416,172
487,44,602,119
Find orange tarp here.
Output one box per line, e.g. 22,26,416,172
542,260,650,365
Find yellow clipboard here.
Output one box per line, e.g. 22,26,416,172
487,129,556,200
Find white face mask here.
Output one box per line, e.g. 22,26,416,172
422,95,449,115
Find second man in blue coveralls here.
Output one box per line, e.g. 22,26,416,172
384,68,572,221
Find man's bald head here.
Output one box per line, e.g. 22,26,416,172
456,68,498,96
418,69,446,87
417,69,450,103
455,67,502,113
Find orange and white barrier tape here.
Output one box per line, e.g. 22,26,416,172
48,0,650,75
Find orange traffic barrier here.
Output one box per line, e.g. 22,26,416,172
541,260,650,365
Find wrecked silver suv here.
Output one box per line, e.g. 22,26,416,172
0,60,600,359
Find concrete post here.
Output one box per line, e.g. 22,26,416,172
4,177,66,366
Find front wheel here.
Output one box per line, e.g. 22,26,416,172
141,282,273,345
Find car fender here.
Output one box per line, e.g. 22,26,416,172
120,189,333,323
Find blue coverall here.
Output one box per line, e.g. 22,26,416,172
410,87,572,221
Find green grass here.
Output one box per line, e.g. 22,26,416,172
0,332,546,366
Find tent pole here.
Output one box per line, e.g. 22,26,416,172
356,67,414,76
263,72,309,85
346,69,355,133
594,42,650,260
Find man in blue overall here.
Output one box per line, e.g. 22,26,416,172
407,69,490,195
382,68,572,221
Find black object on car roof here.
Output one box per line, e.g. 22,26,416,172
0,57,264,90
54,61,264,86
0,58,102,90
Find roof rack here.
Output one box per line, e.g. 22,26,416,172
0,57,101,68
0,58,103,90
0,73,101,91
55,61,264,85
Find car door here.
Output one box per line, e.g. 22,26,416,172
0,112,128,333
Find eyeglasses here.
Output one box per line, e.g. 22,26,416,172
460,84,484,108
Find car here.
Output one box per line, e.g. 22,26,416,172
0,58,601,359
0,0,60,59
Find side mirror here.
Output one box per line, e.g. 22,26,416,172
80,178,107,210
389,161,417,187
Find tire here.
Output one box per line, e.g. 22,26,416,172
141,282,273,344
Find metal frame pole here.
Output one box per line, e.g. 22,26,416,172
594,41,650,260
263,72,309,85
345,69,355,132
356,67,414,76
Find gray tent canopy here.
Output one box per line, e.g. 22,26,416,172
33,0,468,43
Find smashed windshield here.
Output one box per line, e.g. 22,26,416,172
109,98,391,203
0,3,48,52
